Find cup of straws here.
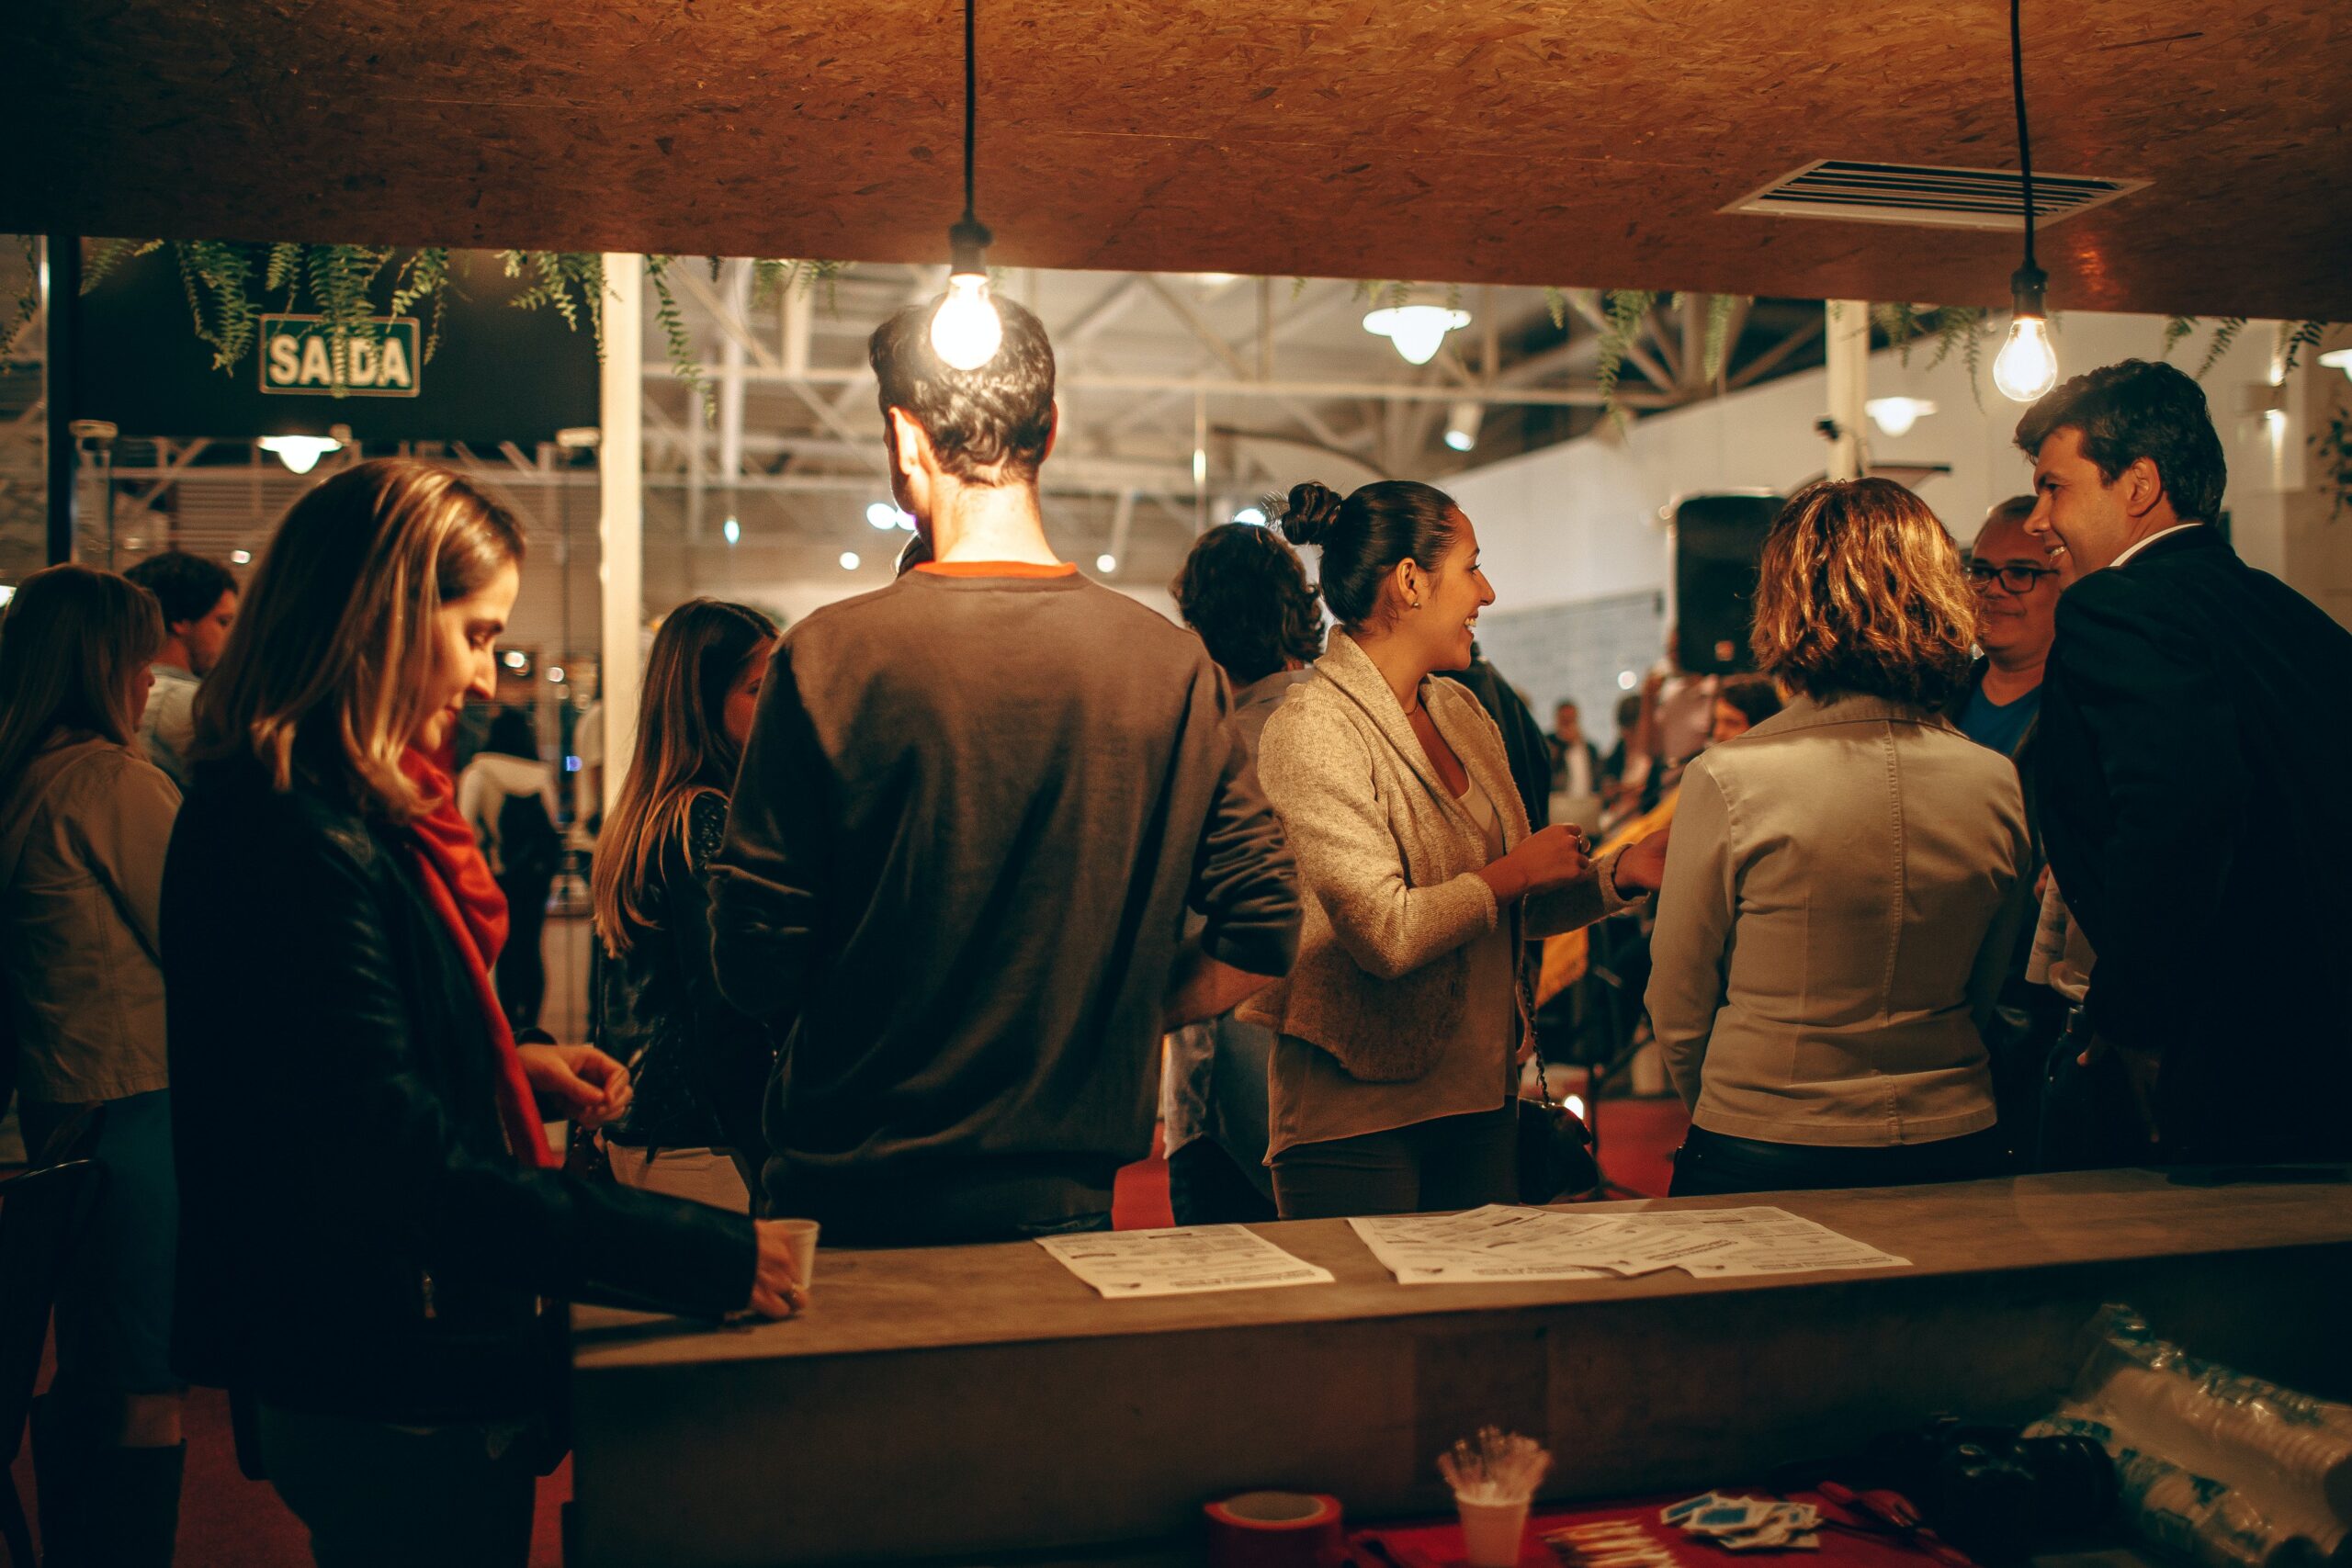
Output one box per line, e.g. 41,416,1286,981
1441,1427,1553,1567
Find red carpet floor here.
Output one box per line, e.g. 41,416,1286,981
10,1098,1687,1566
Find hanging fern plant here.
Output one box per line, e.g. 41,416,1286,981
2160,314,2338,379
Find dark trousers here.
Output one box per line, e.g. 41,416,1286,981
1271,1103,1518,1220
256,1404,536,1568
1668,1123,2006,1197
1167,1138,1278,1226
493,873,551,1031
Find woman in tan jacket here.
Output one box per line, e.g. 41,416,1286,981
1245,480,1666,1218
0,564,187,1564
1645,479,2030,1196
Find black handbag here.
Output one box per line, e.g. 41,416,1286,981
1512,970,1599,1202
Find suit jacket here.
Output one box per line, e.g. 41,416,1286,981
2033,525,2352,1161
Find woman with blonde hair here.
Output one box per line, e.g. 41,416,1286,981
1646,478,2030,1195
0,564,187,1565
593,598,780,1211
163,459,801,1566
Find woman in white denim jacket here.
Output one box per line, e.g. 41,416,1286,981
1243,480,1667,1218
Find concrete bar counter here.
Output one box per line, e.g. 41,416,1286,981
571,1169,2352,1566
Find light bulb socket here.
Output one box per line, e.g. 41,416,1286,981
947,215,993,279
2008,263,2049,321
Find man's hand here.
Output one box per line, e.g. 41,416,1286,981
1612,827,1671,896
518,1043,634,1130
1164,949,1276,1032
746,1220,809,1318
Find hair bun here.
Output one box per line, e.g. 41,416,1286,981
1280,481,1343,547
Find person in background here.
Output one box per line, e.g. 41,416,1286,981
0,565,186,1567
165,460,799,1568
571,695,605,838
1246,479,1665,1220
1599,690,1643,817
2018,358,2352,1163
457,707,563,1031
1455,644,1554,829
711,296,1301,1246
1707,672,1783,747
121,551,238,793
593,600,781,1212
1954,495,2061,759
1647,479,2028,1196
1162,524,1324,1224
1549,700,1600,800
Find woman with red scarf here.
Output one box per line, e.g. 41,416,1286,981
163,461,802,1567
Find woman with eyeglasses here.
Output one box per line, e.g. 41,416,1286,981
1645,479,2031,1196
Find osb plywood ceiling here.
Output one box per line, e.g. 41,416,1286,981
7,0,2349,319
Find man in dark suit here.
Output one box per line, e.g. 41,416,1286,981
2018,358,2352,1164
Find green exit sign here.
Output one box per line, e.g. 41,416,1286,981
258,314,422,398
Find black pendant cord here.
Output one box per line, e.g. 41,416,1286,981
2009,0,2037,274
961,0,978,225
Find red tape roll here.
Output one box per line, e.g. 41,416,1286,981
1205,1491,1346,1568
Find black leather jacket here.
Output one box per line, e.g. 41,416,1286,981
597,792,777,1191
163,758,752,1424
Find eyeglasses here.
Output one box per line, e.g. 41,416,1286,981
1965,561,2059,593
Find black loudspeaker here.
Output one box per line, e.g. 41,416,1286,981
1672,492,1784,676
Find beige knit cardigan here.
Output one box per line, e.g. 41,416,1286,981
1239,632,1631,1083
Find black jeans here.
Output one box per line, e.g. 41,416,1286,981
1668,1124,2006,1197
1167,1138,1278,1226
256,1404,537,1568
493,873,551,1031
1271,1103,1518,1219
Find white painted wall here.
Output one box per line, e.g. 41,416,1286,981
1451,310,2321,622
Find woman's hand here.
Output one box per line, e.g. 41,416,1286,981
1612,827,1671,896
746,1220,809,1318
1479,824,1591,904
517,1043,634,1130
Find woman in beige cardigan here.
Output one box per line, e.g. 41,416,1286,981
1244,480,1666,1218
1645,479,2030,1196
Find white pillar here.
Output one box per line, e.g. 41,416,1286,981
1825,299,1870,481
598,253,645,817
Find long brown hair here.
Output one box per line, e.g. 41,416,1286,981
1749,478,1976,710
0,564,165,801
591,599,777,956
195,459,525,821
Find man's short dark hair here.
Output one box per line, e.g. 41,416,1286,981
2013,359,2226,525
1170,524,1325,687
123,550,238,627
869,295,1056,484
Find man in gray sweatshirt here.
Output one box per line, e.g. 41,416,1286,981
710,295,1302,1245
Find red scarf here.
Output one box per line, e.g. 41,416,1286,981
398,749,558,1169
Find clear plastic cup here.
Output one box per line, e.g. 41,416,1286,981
1457,1494,1532,1567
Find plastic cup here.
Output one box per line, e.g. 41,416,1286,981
775,1218,820,1292
1457,1494,1532,1568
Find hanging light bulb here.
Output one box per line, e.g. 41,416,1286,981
1363,303,1472,366
1994,277,2059,402
928,0,1003,371
1443,399,1484,452
1994,0,2058,404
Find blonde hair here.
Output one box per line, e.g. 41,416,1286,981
0,564,165,797
195,458,525,820
1750,478,1976,710
592,599,777,956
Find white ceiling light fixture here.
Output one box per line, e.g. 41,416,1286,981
722,515,741,546
839,551,863,570
1443,399,1484,453
230,549,252,565
259,434,341,475
2320,348,2352,384
1232,505,1267,526
1865,396,1939,437
927,0,1003,371
867,501,911,530
1992,0,2060,403
1095,553,1117,573
1363,301,1473,367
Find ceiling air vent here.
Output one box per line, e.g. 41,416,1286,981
1727,159,2147,231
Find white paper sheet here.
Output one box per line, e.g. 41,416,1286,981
1349,1204,1908,1285
1035,1224,1337,1298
